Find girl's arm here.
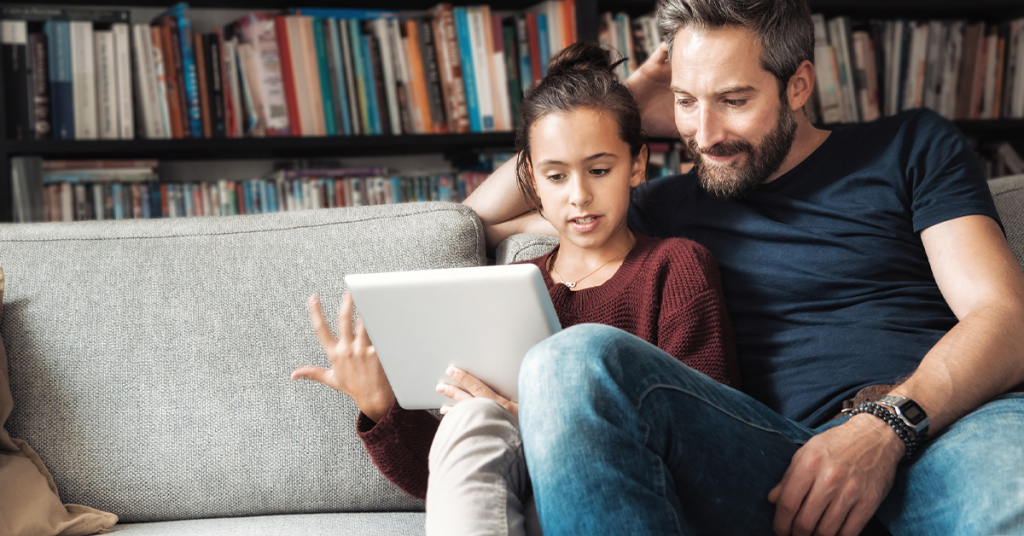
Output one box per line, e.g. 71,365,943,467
357,401,440,500
656,243,742,388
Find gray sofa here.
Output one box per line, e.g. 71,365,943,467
2,176,1024,535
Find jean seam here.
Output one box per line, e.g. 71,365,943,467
635,383,809,446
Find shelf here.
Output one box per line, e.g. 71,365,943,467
2,133,518,160
18,0,563,12
596,0,1024,20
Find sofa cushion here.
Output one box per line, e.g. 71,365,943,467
0,203,485,523
495,233,558,265
0,265,119,536
107,512,425,535
989,174,1024,269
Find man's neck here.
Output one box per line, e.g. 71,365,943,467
764,117,831,184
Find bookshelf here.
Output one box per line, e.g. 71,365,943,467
4,0,1024,221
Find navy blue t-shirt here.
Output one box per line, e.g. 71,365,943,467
628,109,1001,426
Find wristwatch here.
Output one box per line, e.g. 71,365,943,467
875,395,930,441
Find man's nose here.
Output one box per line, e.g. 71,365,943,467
693,106,727,152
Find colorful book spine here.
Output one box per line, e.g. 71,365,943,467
160,3,202,138
313,17,337,135
454,7,481,132
44,21,74,139
326,18,352,136
362,29,383,134
348,19,372,134
338,20,361,135
516,14,533,94
536,13,550,77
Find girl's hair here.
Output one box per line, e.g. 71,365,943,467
515,41,648,211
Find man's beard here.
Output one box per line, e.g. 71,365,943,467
686,104,798,199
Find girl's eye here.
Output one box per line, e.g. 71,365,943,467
590,169,610,176
547,174,566,182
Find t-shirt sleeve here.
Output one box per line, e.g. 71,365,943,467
903,109,1002,233
656,242,742,389
356,401,440,500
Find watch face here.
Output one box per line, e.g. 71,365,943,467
901,403,925,424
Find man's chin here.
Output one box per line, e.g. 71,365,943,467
696,167,762,199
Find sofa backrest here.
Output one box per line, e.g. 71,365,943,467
497,175,1024,271
0,202,484,523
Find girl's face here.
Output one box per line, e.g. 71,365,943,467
529,108,646,253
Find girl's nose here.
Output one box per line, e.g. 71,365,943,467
568,176,592,207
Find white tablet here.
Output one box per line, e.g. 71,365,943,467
345,264,562,409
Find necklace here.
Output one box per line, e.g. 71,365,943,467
549,235,635,289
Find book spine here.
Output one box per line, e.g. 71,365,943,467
391,18,415,134
326,18,351,136
194,33,211,137
313,17,337,135
275,16,301,135
432,4,469,133
405,19,431,134
516,14,532,95
94,30,118,139
44,22,74,139
155,25,182,138
223,37,242,138
374,17,401,135
28,32,52,139
168,4,203,138
208,31,226,137
364,26,386,135
338,19,362,135
70,21,97,139
298,16,326,136
526,13,542,85
418,17,447,133
159,17,191,137
488,12,510,132
130,24,156,138
2,20,31,140
112,23,133,139
468,7,494,132
241,15,290,136
349,18,372,134
150,27,172,138
502,21,522,125
454,7,481,132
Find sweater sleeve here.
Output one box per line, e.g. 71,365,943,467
656,243,742,389
356,401,440,500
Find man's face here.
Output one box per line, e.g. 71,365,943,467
671,26,797,198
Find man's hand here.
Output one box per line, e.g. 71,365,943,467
436,366,519,420
767,414,904,536
624,42,678,139
291,293,396,423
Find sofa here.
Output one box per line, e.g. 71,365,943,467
2,175,1023,535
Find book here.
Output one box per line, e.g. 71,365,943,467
298,16,326,136
94,29,118,139
69,21,97,139
112,23,133,139
516,14,533,94
348,18,373,134
313,17,337,136
222,37,242,137
502,19,522,125
489,12,511,132
404,19,432,134
325,18,351,136
28,32,52,139
131,23,162,138
153,16,190,138
156,3,201,138
431,3,469,133
374,17,402,135
391,18,415,134
193,33,211,137
150,26,172,138
207,32,227,137
454,7,481,132
233,13,290,136
1,20,31,140
293,8,401,20
338,19,362,135
275,15,303,135
42,159,158,170
417,16,448,133
526,12,542,84
366,24,391,135
811,14,842,123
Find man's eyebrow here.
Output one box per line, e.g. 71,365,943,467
537,153,618,166
670,85,757,96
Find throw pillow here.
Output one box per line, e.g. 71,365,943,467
0,266,118,536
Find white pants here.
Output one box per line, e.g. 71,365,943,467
425,398,542,536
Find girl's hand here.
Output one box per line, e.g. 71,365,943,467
624,42,679,139
291,293,396,423
436,366,519,420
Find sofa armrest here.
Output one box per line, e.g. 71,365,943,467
495,234,558,265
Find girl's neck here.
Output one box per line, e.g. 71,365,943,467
550,226,637,290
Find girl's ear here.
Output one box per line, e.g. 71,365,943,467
629,144,649,188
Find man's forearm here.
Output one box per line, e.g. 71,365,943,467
891,302,1024,434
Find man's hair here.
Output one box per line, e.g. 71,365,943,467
657,0,814,94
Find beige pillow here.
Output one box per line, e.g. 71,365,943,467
0,266,118,536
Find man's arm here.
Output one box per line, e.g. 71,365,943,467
462,152,555,252
769,214,1024,536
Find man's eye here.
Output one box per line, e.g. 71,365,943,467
675,99,694,107
725,99,747,107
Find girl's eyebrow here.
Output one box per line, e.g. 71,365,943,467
538,153,619,166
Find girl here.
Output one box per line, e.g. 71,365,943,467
291,41,740,535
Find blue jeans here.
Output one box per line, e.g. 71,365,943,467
518,324,1024,536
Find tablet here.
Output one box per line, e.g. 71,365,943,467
345,264,562,409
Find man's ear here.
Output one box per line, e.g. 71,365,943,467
787,60,816,112
630,144,649,188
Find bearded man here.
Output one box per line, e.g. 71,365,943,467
463,0,1024,534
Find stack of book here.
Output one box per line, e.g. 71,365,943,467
10,157,498,222
1,6,134,140
138,1,576,139
806,15,1024,124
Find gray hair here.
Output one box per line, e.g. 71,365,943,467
657,0,814,94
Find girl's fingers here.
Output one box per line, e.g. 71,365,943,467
436,382,472,402
336,293,355,344
439,405,452,415
354,319,373,349
291,365,330,385
307,295,338,350
447,366,500,401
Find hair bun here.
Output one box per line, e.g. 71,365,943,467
545,41,621,78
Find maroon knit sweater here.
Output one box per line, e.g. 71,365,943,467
355,233,740,499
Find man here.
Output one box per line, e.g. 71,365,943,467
463,0,1024,534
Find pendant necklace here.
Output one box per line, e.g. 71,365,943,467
549,235,635,289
